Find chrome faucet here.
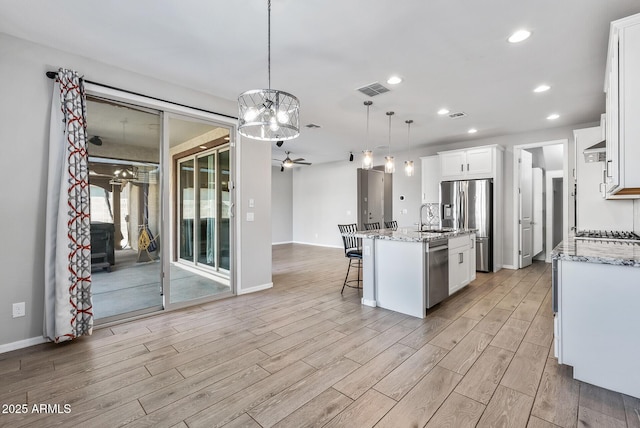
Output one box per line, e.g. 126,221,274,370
418,203,429,231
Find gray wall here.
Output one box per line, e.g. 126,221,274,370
291,122,596,267
271,166,293,243
0,33,271,347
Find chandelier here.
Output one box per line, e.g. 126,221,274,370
238,0,300,141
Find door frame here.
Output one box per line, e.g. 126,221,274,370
85,83,237,313
512,139,568,269
545,170,564,262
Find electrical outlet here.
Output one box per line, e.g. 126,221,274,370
12,302,25,318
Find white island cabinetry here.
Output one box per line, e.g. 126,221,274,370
360,229,476,319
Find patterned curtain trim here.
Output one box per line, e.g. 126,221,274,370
44,68,93,343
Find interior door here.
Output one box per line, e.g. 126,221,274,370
367,169,385,226
519,150,533,268
532,167,544,256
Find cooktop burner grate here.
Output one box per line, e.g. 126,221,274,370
575,230,640,242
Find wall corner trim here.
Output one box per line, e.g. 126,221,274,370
361,298,377,307
0,336,48,354
237,282,273,295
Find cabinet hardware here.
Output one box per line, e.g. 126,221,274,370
467,163,469,171
460,164,464,172
606,160,612,178
459,253,463,264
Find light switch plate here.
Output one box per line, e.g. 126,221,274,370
246,212,254,222
249,198,255,208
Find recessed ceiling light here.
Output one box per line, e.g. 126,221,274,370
199,145,208,149
437,108,450,115
547,113,560,120
533,84,550,93
508,29,531,43
387,75,403,85
468,128,478,134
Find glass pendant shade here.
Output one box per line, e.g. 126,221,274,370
361,101,374,169
404,119,414,177
404,160,414,177
385,156,395,173
362,149,373,169
238,89,300,141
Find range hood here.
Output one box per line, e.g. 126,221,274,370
583,140,606,162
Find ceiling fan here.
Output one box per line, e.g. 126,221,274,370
274,151,311,172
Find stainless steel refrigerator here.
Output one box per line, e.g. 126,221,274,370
440,179,493,272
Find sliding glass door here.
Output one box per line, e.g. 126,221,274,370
169,115,232,304
177,147,230,273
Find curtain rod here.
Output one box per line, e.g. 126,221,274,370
45,71,237,120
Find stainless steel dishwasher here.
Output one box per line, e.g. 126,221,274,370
426,238,449,309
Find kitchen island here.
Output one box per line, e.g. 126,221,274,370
354,228,476,319
552,235,640,399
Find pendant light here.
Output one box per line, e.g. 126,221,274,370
362,101,373,169
404,119,414,177
238,0,300,141
385,111,395,173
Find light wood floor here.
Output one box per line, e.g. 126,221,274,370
1,243,639,427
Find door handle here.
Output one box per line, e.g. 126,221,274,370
229,202,235,218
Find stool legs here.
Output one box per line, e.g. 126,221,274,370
341,258,362,295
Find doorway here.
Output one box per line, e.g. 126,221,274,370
168,115,233,305
513,140,568,268
357,168,393,230
86,92,236,322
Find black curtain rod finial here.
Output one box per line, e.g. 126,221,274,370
46,71,57,79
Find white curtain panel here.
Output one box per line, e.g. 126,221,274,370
44,68,93,343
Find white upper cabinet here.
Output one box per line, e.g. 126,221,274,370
439,145,496,180
420,155,440,203
604,13,640,198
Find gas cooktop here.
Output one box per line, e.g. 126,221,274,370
575,230,640,242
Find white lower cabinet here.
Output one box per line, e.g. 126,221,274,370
448,235,473,295
556,259,640,398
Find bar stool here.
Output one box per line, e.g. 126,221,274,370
337,224,362,294
363,222,380,230
384,220,398,229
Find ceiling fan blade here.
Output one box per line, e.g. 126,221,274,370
293,161,312,165
291,158,305,162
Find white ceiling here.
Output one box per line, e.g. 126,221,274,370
2,0,640,164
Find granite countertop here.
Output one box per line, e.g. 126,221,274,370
551,235,640,267
352,228,475,243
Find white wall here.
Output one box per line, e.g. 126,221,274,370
291,122,597,267
272,166,293,243
0,33,271,347
292,160,358,248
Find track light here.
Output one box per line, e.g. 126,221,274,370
349,152,354,162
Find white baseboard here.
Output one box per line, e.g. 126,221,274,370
0,336,48,354
501,264,517,270
272,241,293,245
238,282,273,295
292,241,343,249
361,298,377,307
